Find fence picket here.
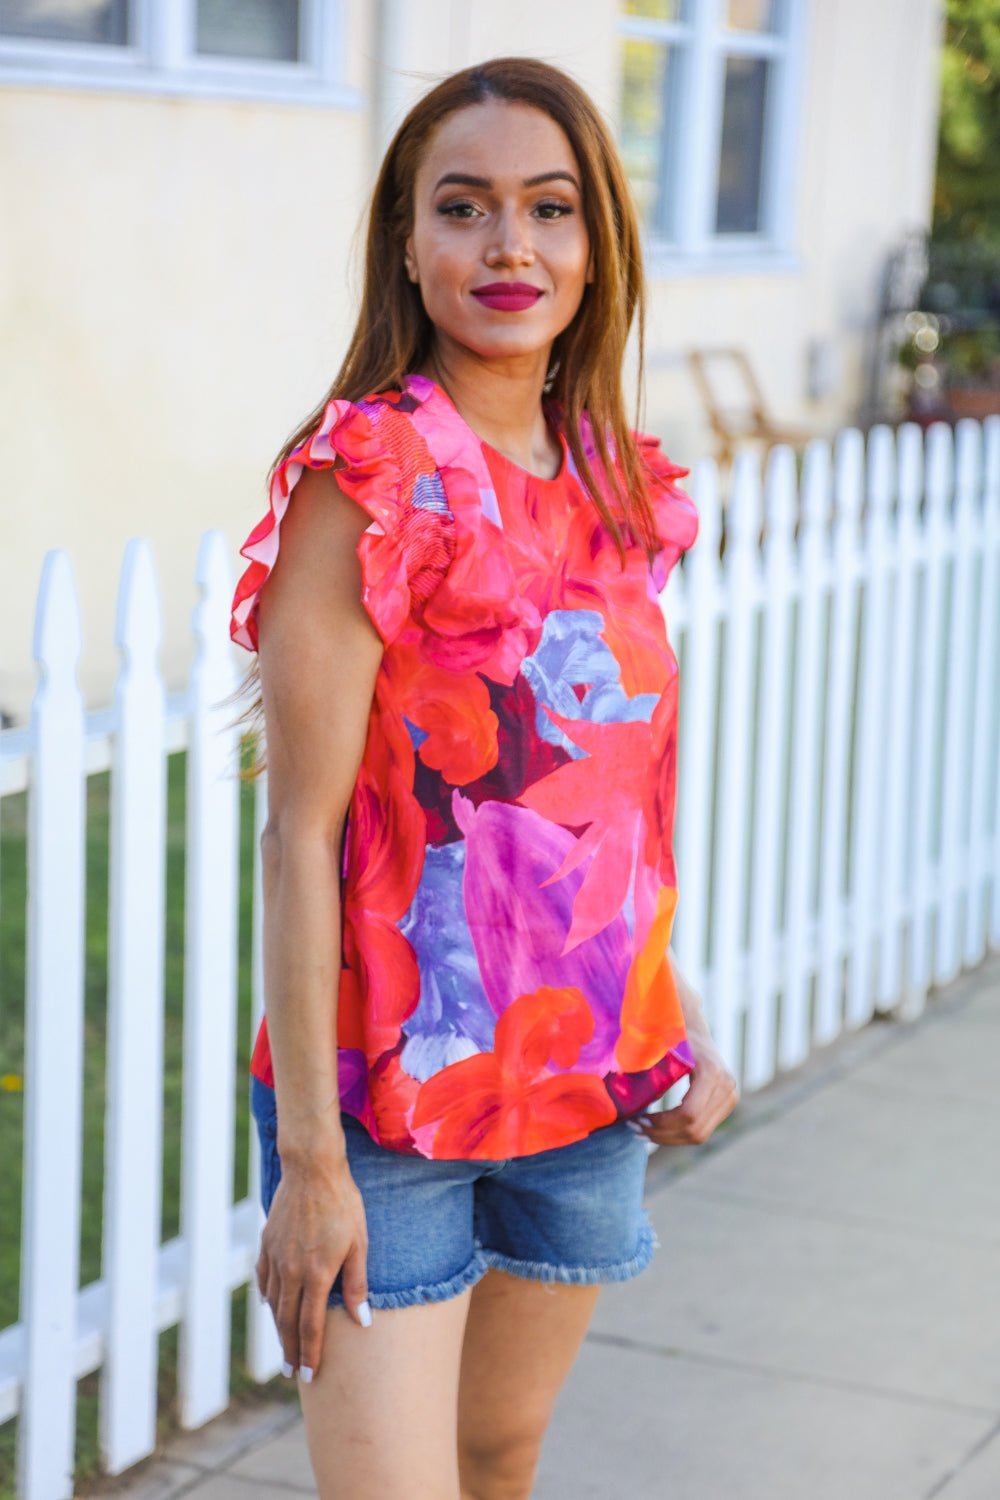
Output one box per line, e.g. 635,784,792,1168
710,450,760,1080
99,541,168,1472
672,458,721,1000
937,422,980,983
969,418,1000,958
178,532,240,1430
18,552,86,1500
816,437,853,1043
910,424,952,1006
878,424,922,1011
745,446,795,1086
846,427,893,1027
781,439,831,1067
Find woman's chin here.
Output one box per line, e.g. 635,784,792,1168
438,328,561,365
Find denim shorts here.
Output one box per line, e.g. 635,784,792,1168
250,1076,660,1312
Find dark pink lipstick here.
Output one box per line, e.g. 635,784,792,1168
470,282,544,311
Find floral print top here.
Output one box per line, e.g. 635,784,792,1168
230,373,699,1160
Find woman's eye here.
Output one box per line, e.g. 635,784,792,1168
437,200,481,219
435,198,574,221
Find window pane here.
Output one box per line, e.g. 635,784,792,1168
725,0,776,32
715,55,768,233
623,0,683,18
196,0,300,63
619,36,682,236
0,0,128,44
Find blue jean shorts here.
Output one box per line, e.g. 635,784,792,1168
250,1076,660,1312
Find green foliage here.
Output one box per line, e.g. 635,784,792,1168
934,0,1000,243
939,321,1000,379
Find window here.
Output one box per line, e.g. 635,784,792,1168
194,0,300,64
618,0,806,268
0,1,130,45
0,0,358,107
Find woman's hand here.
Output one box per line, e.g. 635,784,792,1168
631,955,740,1147
633,1026,740,1146
256,1151,370,1382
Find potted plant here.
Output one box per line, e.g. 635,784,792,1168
938,323,1000,417
899,314,1000,424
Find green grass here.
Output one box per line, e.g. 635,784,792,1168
0,740,297,1499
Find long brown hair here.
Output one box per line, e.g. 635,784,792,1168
228,56,657,764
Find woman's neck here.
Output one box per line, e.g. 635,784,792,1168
421,343,561,479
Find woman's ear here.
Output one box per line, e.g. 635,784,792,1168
404,235,419,284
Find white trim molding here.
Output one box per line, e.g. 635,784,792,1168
0,0,363,109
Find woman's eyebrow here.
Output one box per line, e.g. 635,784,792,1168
432,170,581,192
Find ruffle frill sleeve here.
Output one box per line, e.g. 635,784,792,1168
635,431,699,593
230,398,456,653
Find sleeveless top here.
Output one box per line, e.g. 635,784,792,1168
230,372,699,1160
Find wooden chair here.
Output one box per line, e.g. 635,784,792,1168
686,347,824,474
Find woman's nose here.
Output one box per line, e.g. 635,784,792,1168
485,208,534,265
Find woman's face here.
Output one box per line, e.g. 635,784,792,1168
404,99,592,368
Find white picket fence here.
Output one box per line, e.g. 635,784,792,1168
0,416,998,1498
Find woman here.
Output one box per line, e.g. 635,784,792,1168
230,56,738,1500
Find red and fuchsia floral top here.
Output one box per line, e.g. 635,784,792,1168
230,372,699,1160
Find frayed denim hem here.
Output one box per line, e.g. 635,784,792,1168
326,1249,491,1311
477,1216,660,1287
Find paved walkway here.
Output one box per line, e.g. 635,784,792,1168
107,957,1000,1500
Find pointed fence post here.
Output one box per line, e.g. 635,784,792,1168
815,426,854,1043
782,437,833,1068
910,422,952,1009
745,444,796,1086
967,417,1000,961
878,423,922,1011
673,459,721,1018
178,531,240,1430
99,540,167,1472
846,425,893,1027
18,550,86,1500
937,420,980,983
711,449,760,1082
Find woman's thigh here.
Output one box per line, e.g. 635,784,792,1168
456,1121,653,1493
457,1268,601,1494
299,1290,472,1500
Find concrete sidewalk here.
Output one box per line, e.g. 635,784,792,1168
109,958,1000,1500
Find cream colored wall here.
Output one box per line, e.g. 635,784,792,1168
373,0,618,140
0,3,375,719
0,0,942,722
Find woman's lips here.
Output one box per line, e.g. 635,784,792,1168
470,283,544,311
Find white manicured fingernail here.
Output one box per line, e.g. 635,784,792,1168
281,1360,295,1378
300,1365,314,1383
357,1300,372,1327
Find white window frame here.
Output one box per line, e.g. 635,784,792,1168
619,0,809,276
0,0,361,109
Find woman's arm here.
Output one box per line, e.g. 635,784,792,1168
634,952,740,1147
253,461,385,1371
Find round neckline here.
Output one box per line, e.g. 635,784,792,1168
403,371,570,487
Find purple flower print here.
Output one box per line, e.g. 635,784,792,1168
451,790,631,1073
399,840,496,1081
521,610,658,757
